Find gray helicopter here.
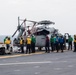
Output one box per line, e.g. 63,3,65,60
12,17,61,47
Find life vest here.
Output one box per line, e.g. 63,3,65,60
5,39,11,44
74,40,76,43
20,40,23,44
26,38,31,44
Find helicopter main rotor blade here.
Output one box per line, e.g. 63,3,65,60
26,20,37,23
12,19,26,37
12,29,18,37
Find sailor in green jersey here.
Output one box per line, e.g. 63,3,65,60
50,35,55,52
31,35,36,53
68,35,73,50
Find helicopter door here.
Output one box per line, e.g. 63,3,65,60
35,35,46,47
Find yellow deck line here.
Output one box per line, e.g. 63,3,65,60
0,50,69,59
0,52,45,59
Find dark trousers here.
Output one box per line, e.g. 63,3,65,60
56,43,59,52
68,42,72,50
45,43,50,53
6,44,10,50
31,43,35,53
54,43,56,50
60,43,64,52
20,44,24,53
51,43,54,51
26,44,31,54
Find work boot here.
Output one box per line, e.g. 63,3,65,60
61,50,63,53
57,50,59,53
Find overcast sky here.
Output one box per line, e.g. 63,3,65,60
0,0,76,35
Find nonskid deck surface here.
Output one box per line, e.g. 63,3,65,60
0,49,71,59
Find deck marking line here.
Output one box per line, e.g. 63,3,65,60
0,52,44,59
0,61,52,66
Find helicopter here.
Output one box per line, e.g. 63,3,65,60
12,17,61,48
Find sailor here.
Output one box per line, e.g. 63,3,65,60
26,35,31,54
59,35,64,52
55,36,59,52
5,37,11,50
45,35,50,53
68,35,73,50
20,37,24,53
50,35,54,52
53,35,56,50
31,35,36,53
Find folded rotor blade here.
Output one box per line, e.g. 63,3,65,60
12,19,26,37
12,29,18,37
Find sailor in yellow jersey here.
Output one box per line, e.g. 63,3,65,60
26,35,31,54
5,37,11,50
73,35,76,52
20,37,24,53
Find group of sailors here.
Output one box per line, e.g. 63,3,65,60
3,34,76,54
45,35,73,53
19,35,36,54
19,34,76,54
